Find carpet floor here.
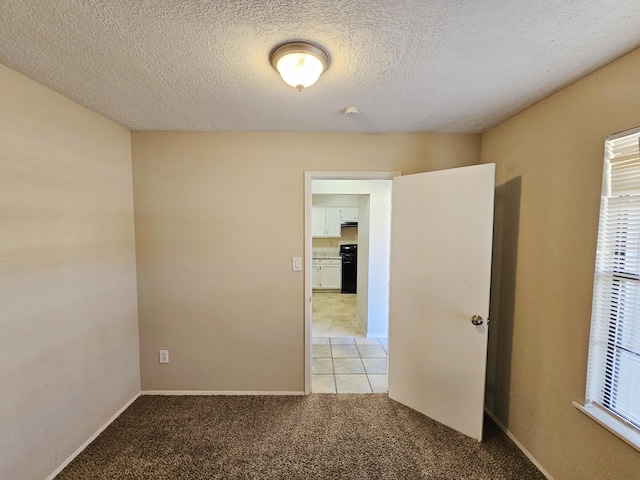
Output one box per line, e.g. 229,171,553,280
56,394,545,479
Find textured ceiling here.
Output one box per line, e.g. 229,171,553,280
1,0,639,133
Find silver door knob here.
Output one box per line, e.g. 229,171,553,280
471,315,483,326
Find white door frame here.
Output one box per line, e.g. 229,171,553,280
304,171,401,394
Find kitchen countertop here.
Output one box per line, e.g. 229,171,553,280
312,253,341,259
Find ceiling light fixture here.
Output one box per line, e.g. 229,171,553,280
270,41,330,92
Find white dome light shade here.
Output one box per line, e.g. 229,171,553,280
276,53,323,90
270,42,330,91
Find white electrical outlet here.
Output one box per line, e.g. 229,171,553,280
159,350,169,364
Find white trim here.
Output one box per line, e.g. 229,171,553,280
141,390,305,396
305,171,401,180
304,170,401,394
46,392,140,480
355,313,366,335
607,125,640,141
46,389,305,478
484,408,554,480
573,401,640,453
304,172,312,394
365,333,389,339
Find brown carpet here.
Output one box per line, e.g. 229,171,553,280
56,394,545,479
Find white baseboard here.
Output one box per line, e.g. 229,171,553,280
365,333,388,339
45,389,303,478
46,392,140,480
484,408,554,480
45,393,549,480
354,313,387,340
141,390,305,396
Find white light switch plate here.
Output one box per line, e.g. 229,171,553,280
292,257,302,271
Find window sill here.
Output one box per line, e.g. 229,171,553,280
573,401,640,453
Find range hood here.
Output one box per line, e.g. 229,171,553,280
341,221,358,227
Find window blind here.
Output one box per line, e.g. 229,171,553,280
587,128,640,430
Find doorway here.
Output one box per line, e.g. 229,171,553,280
304,171,399,394
305,165,495,441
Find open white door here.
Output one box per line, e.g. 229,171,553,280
388,163,495,441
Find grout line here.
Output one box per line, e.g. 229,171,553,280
365,371,375,392
330,342,336,393
312,292,384,393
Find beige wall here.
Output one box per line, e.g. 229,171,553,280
482,48,640,479
339,226,359,244
0,65,139,480
132,131,480,391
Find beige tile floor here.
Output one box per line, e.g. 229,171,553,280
312,291,364,337
312,292,388,394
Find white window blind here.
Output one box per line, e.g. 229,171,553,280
586,128,640,437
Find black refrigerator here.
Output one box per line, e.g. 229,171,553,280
340,244,357,294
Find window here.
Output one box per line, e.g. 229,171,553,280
575,128,640,451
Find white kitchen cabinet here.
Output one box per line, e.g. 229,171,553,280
325,208,341,237
320,260,342,288
340,207,358,223
312,259,342,289
312,207,341,238
312,208,326,237
312,263,321,288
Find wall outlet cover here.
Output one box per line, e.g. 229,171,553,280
159,350,169,364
